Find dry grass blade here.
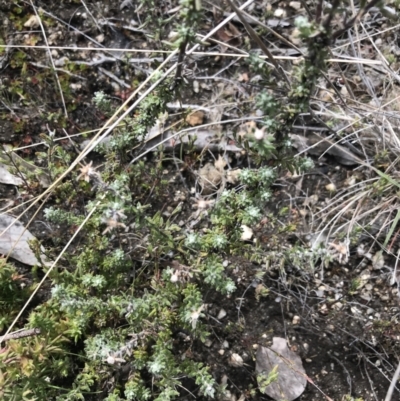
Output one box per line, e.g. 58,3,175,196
28,0,68,118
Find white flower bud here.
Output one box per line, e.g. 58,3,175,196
170,272,179,283
254,128,265,141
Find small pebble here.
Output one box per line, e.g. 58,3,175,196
274,8,286,18
229,353,244,367
326,183,336,192
289,1,301,10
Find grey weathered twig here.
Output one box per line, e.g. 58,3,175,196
385,360,400,401
0,328,41,342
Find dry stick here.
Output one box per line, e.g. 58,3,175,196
385,360,400,401
225,0,290,86
239,9,304,56
351,343,395,386
28,0,68,118
332,0,383,40
0,328,41,343
315,0,324,24
322,0,341,32
391,249,400,289
198,35,249,57
14,111,248,157
328,353,352,394
362,359,379,401
27,2,105,49
348,27,377,103
326,49,356,100
360,20,389,66
0,45,148,52
80,0,101,32
0,0,256,343
30,61,88,80
0,191,43,214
